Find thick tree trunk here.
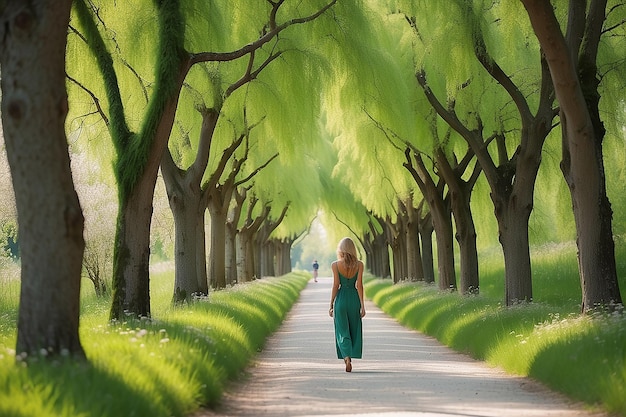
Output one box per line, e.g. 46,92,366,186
420,227,435,284
419,211,435,284
450,188,479,294
435,148,481,294
168,192,204,302
388,220,408,283
1,0,85,358
161,150,208,302
262,241,275,277
161,107,218,299
406,218,424,282
521,0,622,310
225,222,238,285
110,96,181,320
365,217,391,278
238,231,256,282
274,238,292,275
254,239,264,278
498,207,533,303
491,157,537,304
110,181,154,319
431,200,456,291
208,203,228,289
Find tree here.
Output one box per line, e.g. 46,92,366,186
403,148,456,290
520,0,623,310
70,0,337,319
1,0,85,357
411,1,558,304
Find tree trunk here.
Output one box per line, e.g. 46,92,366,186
418,210,435,284
387,218,408,283
274,238,293,275
406,217,424,282
238,230,256,282
161,151,208,302
497,205,533,303
490,166,536,304
168,189,205,302
262,241,275,277
404,150,456,291
225,221,237,285
1,0,85,358
520,0,622,310
365,216,390,278
435,147,481,294
431,198,456,291
208,202,228,289
454,196,479,295
110,180,155,319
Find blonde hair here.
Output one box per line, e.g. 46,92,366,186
337,237,358,269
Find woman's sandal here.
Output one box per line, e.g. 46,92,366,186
344,357,352,372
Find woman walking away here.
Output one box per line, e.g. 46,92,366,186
329,237,366,372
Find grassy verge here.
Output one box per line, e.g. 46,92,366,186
0,270,309,417
365,243,626,417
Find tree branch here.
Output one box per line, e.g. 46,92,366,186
189,1,336,65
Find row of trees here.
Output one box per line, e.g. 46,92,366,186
1,0,339,358
0,0,624,361
322,0,624,310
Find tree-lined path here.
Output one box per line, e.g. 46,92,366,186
198,277,605,417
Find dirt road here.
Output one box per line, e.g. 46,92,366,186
198,277,605,417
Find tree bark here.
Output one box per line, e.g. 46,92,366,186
161,154,206,302
208,200,228,289
520,0,622,310
1,0,85,357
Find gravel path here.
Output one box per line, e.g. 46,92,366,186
197,277,606,417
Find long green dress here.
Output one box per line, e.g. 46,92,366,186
334,270,363,359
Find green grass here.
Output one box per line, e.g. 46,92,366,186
0,269,309,417
365,242,626,416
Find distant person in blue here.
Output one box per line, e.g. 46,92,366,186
328,237,365,372
312,259,319,282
